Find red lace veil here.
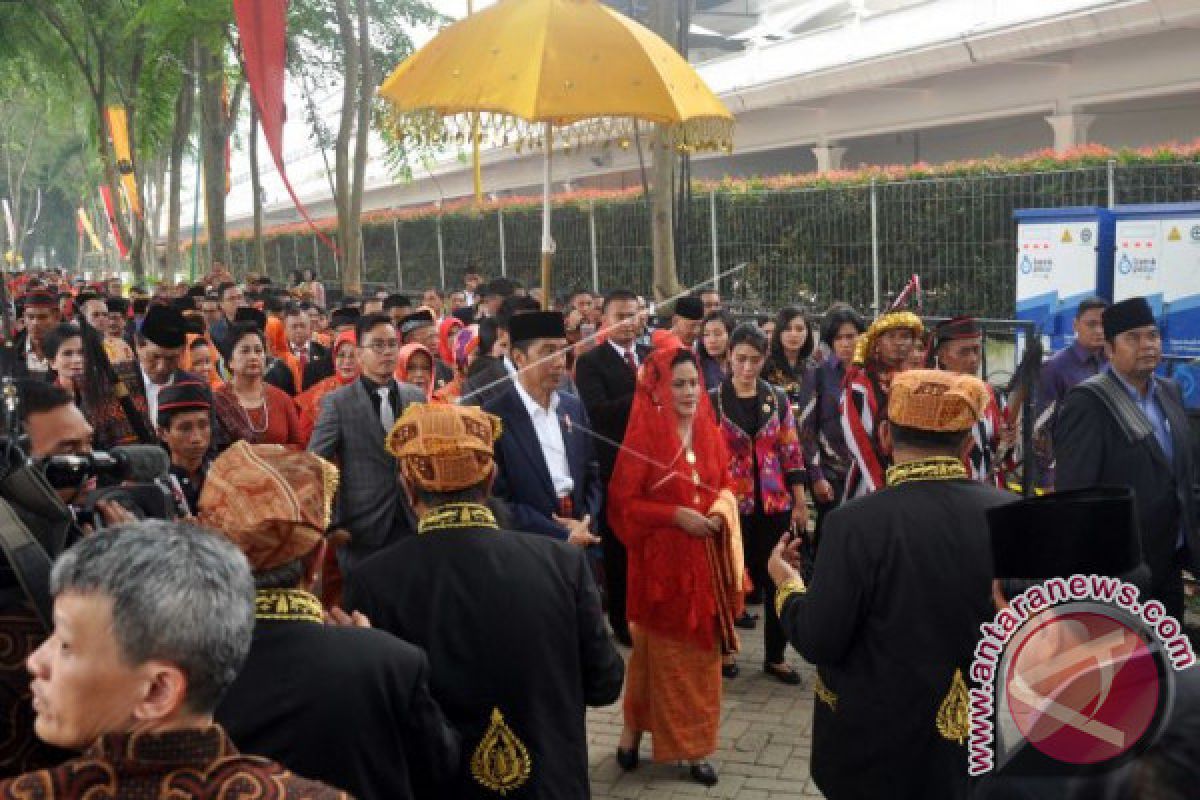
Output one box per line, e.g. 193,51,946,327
620,334,724,489
609,335,735,650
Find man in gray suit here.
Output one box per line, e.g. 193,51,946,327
310,312,425,569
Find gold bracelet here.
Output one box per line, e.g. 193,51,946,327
774,577,807,618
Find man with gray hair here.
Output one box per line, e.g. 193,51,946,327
0,521,349,799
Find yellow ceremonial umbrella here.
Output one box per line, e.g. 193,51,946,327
380,0,733,307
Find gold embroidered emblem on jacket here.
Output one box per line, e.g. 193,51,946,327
471,707,531,795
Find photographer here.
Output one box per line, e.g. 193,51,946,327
0,383,132,774
18,381,135,527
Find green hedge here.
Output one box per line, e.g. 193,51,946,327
200,157,1200,317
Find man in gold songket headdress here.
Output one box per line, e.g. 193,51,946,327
770,370,1015,799
839,309,924,498
343,403,624,799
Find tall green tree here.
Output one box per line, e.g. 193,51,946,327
288,0,442,293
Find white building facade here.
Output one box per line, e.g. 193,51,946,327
216,0,1200,232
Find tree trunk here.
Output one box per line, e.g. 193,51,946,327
165,48,195,284
348,0,373,294
197,42,228,275
143,155,167,281
249,103,267,278
647,0,682,303
123,44,148,284
333,0,360,295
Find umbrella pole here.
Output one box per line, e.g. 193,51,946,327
540,121,554,309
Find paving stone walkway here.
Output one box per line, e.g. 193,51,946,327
587,608,824,800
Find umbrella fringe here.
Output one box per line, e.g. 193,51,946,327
379,107,734,155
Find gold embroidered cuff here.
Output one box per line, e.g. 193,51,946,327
774,578,806,618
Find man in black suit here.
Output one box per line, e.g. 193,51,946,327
345,403,623,800
133,304,210,444
769,369,1014,799
1055,296,1198,620
575,289,646,645
207,443,459,800
484,311,602,545
284,302,328,390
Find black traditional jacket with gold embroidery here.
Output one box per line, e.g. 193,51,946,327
345,503,625,800
215,588,460,800
778,459,1014,800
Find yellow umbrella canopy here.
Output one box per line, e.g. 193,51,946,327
380,0,734,149
379,0,735,305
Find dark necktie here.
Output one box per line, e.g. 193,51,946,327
623,349,637,373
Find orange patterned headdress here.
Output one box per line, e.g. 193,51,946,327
387,403,502,492
198,441,339,571
888,369,988,433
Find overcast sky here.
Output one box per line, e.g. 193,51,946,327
415,0,499,46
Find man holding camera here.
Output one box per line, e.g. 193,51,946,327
0,382,138,775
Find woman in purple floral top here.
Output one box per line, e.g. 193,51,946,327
710,324,807,686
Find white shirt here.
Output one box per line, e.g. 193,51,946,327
24,335,48,374
503,355,517,375
512,377,574,497
608,340,638,368
142,368,173,424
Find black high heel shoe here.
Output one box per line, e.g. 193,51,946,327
616,746,639,772
763,662,803,686
689,761,718,786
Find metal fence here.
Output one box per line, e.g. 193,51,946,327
209,160,1200,317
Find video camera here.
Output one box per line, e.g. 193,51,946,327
0,437,184,629
37,444,185,525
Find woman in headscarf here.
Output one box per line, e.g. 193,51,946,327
394,342,435,401
433,326,477,404
182,332,222,389
435,316,463,370
295,330,358,445
608,338,741,788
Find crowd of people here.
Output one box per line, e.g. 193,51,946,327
0,262,1194,799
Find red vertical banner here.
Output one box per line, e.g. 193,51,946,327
234,0,337,254
99,186,129,258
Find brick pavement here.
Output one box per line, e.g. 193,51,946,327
587,608,824,800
